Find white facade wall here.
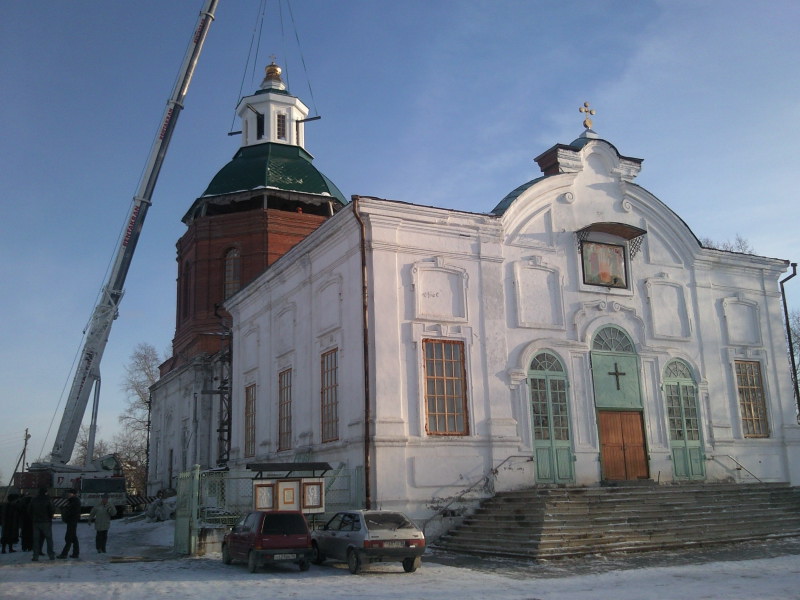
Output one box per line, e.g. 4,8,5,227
148,357,219,492
220,136,799,525
225,212,366,496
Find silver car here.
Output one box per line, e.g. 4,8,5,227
311,510,426,574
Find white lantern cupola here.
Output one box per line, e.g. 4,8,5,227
235,61,310,149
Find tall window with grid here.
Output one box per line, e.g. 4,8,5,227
423,339,469,435
529,353,569,442
244,384,256,458
735,360,770,437
276,114,287,140
664,360,700,442
320,349,339,443
278,368,292,451
180,261,191,321
224,248,241,300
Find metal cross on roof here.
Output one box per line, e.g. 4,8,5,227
579,101,597,129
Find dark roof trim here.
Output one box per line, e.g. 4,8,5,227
246,462,333,479
577,222,648,258
577,222,647,240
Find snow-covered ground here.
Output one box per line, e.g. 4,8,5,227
1,518,799,599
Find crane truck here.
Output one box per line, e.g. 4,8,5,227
14,0,219,513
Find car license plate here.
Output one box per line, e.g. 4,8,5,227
383,541,404,548
273,554,296,560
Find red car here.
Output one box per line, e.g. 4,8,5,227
222,511,313,573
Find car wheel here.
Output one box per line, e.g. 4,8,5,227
347,548,362,574
298,559,310,572
311,542,326,565
402,556,421,573
248,551,258,573
222,544,232,565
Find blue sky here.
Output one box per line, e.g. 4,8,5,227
1,0,799,481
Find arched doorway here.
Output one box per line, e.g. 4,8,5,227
590,326,649,481
664,359,705,480
528,352,575,484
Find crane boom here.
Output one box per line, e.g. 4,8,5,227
46,0,219,466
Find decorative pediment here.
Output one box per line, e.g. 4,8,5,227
722,295,762,346
411,257,468,322
513,257,565,330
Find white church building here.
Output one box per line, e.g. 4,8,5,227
148,63,799,526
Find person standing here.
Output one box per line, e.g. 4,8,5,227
1,493,20,553
18,493,33,552
88,493,117,553
28,487,55,561
57,489,81,559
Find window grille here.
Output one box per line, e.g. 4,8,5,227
181,261,191,321
277,114,287,140
592,326,634,352
423,339,469,435
528,352,569,442
224,248,241,300
244,384,256,457
278,369,292,451
735,361,770,437
321,349,339,442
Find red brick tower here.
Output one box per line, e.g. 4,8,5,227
150,62,346,471
163,61,347,371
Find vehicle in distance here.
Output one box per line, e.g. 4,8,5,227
311,510,425,574
222,510,313,573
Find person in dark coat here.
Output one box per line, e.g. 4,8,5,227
57,489,81,559
18,493,33,552
28,487,55,561
1,493,20,553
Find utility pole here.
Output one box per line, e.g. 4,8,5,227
21,428,30,471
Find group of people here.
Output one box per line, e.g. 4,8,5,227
1,487,117,561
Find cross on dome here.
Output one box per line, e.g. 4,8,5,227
579,101,597,129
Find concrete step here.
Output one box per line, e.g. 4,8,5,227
434,482,800,559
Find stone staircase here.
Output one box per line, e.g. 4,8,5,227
434,483,800,560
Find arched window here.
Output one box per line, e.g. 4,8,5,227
663,359,699,442
592,326,634,352
529,352,569,442
663,359,705,479
528,351,573,483
181,261,191,321
224,248,241,300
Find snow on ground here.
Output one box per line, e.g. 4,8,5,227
1,518,799,600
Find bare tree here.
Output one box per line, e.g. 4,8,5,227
111,428,148,494
700,234,755,254
120,342,161,434
789,308,800,387
117,342,162,495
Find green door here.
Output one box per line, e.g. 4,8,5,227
664,360,705,480
529,353,574,484
590,353,642,410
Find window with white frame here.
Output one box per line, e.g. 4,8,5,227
244,384,256,457
423,339,469,435
276,114,287,140
320,349,339,442
278,368,292,451
735,360,770,437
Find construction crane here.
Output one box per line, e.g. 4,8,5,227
21,1,218,507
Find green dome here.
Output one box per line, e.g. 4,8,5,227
202,142,347,205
